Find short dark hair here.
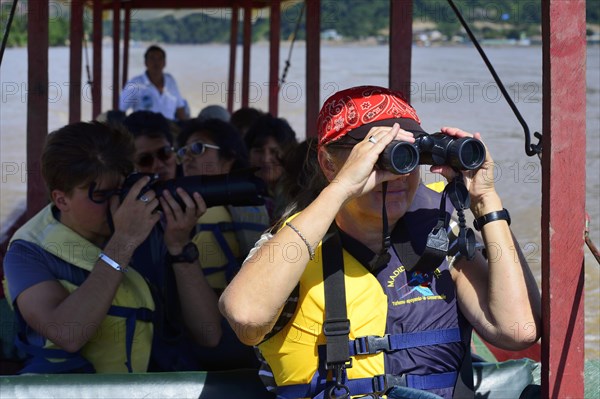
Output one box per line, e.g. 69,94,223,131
244,113,298,155
178,118,248,171
144,45,166,60
42,122,135,194
231,107,263,135
122,110,174,145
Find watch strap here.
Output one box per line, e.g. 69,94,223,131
473,208,511,231
167,242,199,264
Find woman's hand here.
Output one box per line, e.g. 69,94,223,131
330,123,416,201
429,127,499,214
161,189,207,255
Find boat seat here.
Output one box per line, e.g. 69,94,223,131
0,369,275,399
472,359,540,398
0,360,540,399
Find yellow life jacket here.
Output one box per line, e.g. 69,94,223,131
5,205,154,373
257,238,387,397
193,205,269,290
257,183,470,398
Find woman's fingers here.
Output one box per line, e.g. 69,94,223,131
193,192,207,217
366,123,415,146
440,126,472,138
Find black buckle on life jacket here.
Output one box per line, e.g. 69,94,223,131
354,335,392,355
372,374,408,393
323,318,351,337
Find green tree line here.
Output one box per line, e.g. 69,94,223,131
1,0,599,47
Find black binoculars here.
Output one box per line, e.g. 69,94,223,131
120,169,267,210
377,132,486,174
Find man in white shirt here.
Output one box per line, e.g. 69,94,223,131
119,45,189,121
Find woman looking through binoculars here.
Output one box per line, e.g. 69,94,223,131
219,85,542,399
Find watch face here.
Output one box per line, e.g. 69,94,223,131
172,242,199,263
183,242,199,260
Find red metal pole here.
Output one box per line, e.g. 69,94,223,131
228,5,239,113
122,2,131,89
241,0,252,108
389,0,412,100
69,0,84,124
26,0,49,218
92,0,103,119
268,0,281,117
112,0,121,110
541,1,586,398
305,0,320,138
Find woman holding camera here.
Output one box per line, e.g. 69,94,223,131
3,122,221,374
219,86,541,399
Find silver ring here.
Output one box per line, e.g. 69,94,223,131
139,195,150,203
368,135,378,144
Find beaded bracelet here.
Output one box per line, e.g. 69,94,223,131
286,222,315,260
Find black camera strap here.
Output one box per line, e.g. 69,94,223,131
393,198,449,274
392,175,476,274
445,174,476,261
369,181,393,270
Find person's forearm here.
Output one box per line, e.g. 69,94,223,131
220,182,349,345
172,261,222,347
477,193,541,345
37,236,134,352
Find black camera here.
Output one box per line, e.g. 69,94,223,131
120,169,267,209
377,132,486,174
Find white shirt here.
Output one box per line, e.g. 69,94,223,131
119,72,186,120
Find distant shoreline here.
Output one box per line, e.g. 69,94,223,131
11,40,600,50
6,34,600,50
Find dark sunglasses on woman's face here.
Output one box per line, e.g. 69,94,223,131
136,146,175,168
176,141,220,158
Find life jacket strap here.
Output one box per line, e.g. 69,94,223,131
372,372,459,391
14,333,95,374
350,327,462,356
196,223,240,281
13,307,96,374
107,305,153,373
275,371,458,399
322,225,352,374
14,306,152,374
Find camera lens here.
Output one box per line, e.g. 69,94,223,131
153,172,267,209
378,141,419,174
120,170,266,210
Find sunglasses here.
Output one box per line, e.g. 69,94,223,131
136,146,175,168
177,141,220,158
88,181,122,204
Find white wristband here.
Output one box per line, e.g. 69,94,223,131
98,252,128,273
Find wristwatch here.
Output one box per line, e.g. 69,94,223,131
167,242,199,264
473,208,511,231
